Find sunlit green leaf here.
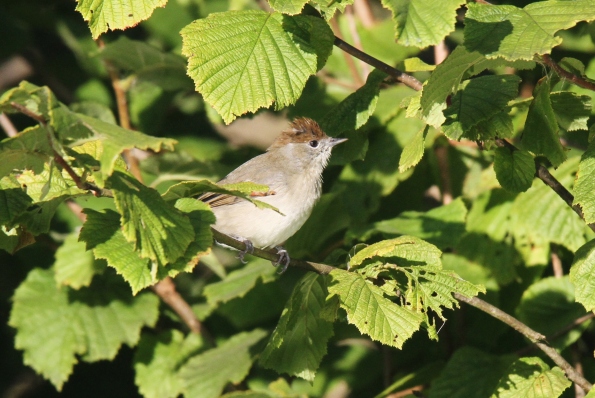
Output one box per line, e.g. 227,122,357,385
328,270,423,348
76,0,168,39
110,171,194,265
9,269,159,390
260,273,333,381
399,126,427,173
570,239,595,312
382,0,464,48
54,231,104,289
181,11,333,123
465,2,595,60
491,357,571,398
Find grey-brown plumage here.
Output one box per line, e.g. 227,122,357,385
200,118,346,252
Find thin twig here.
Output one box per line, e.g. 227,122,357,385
345,5,370,79
151,277,212,341
211,229,336,275
333,36,423,91
551,244,563,278
0,112,18,137
353,0,375,28
213,227,592,391
10,102,106,195
99,40,143,181
434,145,452,204
516,313,594,357
434,40,449,65
454,293,592,392
543,54,595,92
330,21,365,87
572,346,586,398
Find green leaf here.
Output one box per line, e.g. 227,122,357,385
464,2,595,61
54,231,104,289
9,268,159,390
521,79,565,167
328,270,423,348
204,258,277,304
16,164,87,203
381,0,464,48
100,36,192,91
429,347,515,398
181,11,334,124
267,0,307,15
570,239,595,312
0,125,53,178
75,114,176,181
358,198,468,249
516,277,588,350
442,75,521,140
403,57,436,72
312,0,355,20
512,158,591,253
550,91,591,131
80,199,214,294
398,126,427,173
80,208,152,294
14,197,65,235
0,177,32,226
491,357,571,398
134,331,204,398
349,235,442,269
493,147,534,193
75,0,168,39
260,273,334,381
110,171,194,265
419,46,485,126
574,140,595,224
321,69,387,136
465,112,514,141
179,329,268,398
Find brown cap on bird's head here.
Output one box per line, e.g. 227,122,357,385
267,118,327,150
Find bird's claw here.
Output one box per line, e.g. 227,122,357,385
272,246,290,274
237,239,254,264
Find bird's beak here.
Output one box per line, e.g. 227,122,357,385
330,137,348,147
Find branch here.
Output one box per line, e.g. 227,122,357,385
10,102,108,196
330,21,364,86
333,36,423,91
494,138,595,233
211,229,335,275
453,293,593,392
213,227,591,391
151,277,212,341
542,54,595,92
0,112,18,137
99,40,143,181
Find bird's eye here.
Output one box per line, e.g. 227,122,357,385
309,140,319,148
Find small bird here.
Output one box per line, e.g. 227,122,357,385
200,117,347,273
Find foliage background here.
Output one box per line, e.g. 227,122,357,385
2,0,595,397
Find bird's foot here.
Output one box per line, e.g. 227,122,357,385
272,246,290,274
236,238,254,264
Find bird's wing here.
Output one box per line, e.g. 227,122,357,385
198,154,283,208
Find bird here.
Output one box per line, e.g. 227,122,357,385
199,117,347,273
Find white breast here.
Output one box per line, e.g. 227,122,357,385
211,173,320,248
